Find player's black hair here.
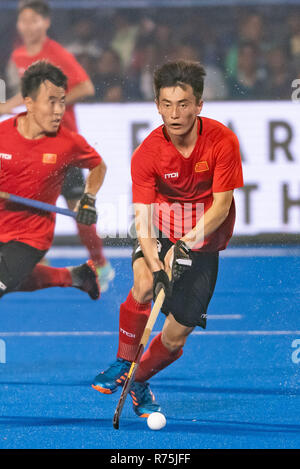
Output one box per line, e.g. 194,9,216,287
154,60,206,103
18,0,51,18
21,60,67,99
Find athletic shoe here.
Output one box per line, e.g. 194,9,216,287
69,260,100,300
92,358,131,394
96,261,115,293
130,381,161,418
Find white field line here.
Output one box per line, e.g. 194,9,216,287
46,246,300,259
208,315,242,319
0,330,299,337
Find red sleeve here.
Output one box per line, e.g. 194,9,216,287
48,41,90,90
212,132,244,193
131,145,156,204
59,51,89,90
70,132,102,170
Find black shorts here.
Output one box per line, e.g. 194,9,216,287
0,241,46,297
61,167,85,200
132,236,219,329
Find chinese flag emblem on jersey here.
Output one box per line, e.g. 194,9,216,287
195,161,209,172
43,153,57,164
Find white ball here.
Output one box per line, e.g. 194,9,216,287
147,412,166,430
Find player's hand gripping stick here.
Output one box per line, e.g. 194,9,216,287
152,269,172,302
171,240,193,281
76,193,97,225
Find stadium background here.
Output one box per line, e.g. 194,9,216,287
1,0,299,246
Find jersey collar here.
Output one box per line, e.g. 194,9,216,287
13,111,27,126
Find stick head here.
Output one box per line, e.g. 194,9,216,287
113,414,119,430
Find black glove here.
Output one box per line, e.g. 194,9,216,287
171,240,193,282
153,269,171,302
76,193,97,225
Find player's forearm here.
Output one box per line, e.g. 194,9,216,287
182,193,233,249
139,236,162,272
0,92,23,115
84,161,106,196
65,80,95,106
134,203,162,272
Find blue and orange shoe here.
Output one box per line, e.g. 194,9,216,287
96,261,115,293
92,358,131,394
130,381,161,418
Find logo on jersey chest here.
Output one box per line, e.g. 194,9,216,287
195,161,209,172
164,172,179,180
43,153,57,164
0,153,12,160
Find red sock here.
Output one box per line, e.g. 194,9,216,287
76,223,106,267
117,290,151,362
135,332,183,382
17,265,72,291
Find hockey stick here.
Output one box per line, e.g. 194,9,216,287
0,191,76,218
113,284,168,430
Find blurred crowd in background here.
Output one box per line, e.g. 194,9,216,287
1,5,300,102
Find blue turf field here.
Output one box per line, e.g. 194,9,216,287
0,247,299,449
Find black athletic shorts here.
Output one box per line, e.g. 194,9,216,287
132,235,219,329
61,167,85,200
0,241,47,297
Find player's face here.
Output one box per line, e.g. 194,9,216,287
156,85,203,138
17,8,50,46
25,80,66,135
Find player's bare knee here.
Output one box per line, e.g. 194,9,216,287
133,281,152,302
132,272,153,303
